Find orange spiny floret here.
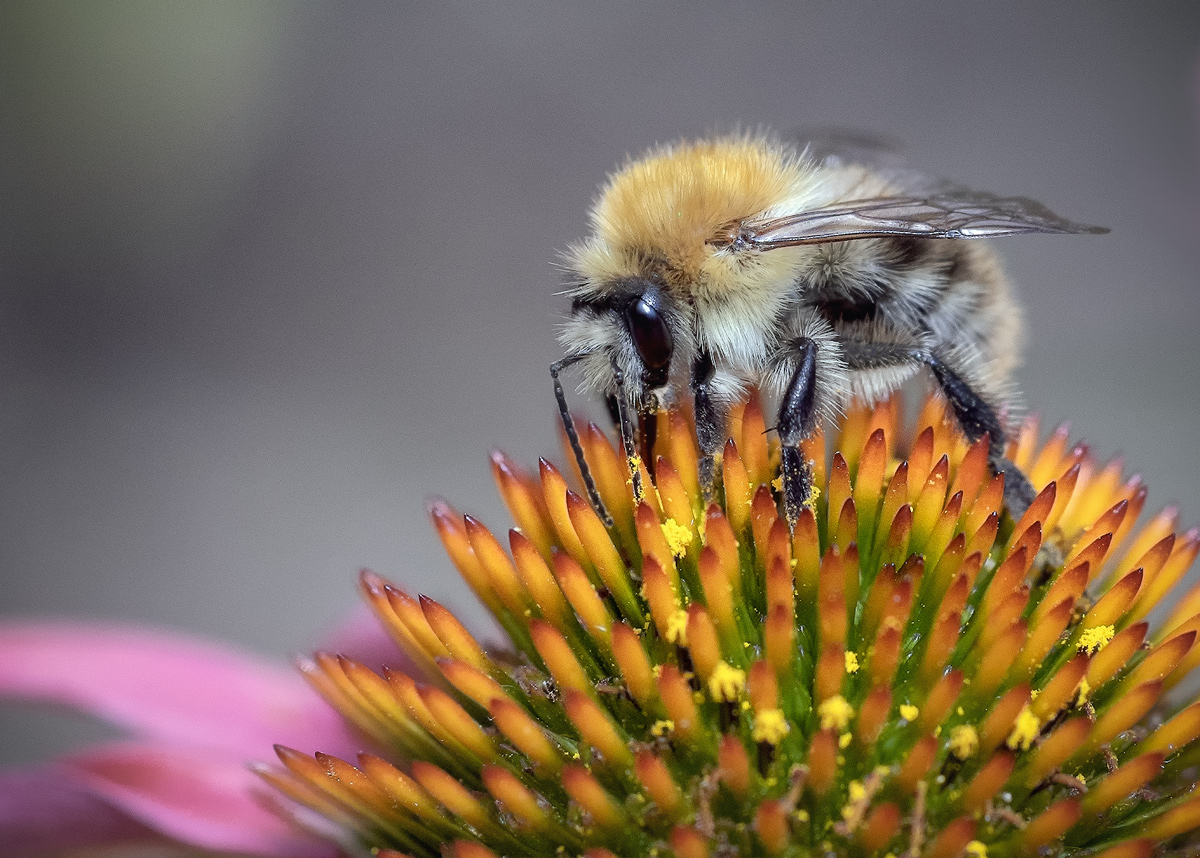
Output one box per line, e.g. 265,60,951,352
490,450,555,561
279,392,1200,858
721,437,752,535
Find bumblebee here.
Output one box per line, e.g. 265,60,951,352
553,133,1106,526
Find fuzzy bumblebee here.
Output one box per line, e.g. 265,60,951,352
553,133,1106,527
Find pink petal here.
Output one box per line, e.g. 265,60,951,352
0,763,166,858
0,621,355,759
63,742,340,858
314,600,413,676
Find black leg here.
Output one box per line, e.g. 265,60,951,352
609,357,644,503
691,350,727,504
840,341,1036,521
777,338,820,527
919,351,1004,459
550,358,613,526
639,410,659,480
916,350,1036,518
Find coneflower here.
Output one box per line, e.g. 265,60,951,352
261,393,1200,858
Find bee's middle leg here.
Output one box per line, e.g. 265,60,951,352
777,337,820,528
691,350,727,504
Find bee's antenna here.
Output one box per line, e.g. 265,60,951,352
550,357,613,526
609,356,644,504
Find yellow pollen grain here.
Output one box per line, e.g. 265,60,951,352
948,724,979,759
1006,706,1040,751
652,664,663,678
772,476,784,492
795,809,810,823
845,651,860,674
806,484,821,508
1076,677,1091,706
666,610,689,645
966,841,988,858
709,662,746,702
839,731,853,749
848,780,866,802
818,695,854,732
650,719,674,737
741,699,751,710
660,518,693,559
752,708,790,744
899,703,919,722
1078,624,1115,654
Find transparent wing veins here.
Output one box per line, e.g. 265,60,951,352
742,190,1108,248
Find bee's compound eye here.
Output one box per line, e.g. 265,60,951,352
625,295,674,373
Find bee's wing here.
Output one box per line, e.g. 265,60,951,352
789,127,965,197
742,191,1109,249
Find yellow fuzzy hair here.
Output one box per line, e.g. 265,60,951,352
584,135,816,291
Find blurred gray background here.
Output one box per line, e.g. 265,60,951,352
1,2,1198,764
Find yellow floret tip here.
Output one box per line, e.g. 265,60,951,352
948,724,979,759
1007,706,1040,751
1078,624,1115,654
650,719,675,737
817,695,854,732
660,518,693,559
838,731,853,749
708,662,746,702
844,651,860,674
666,610,689,645
899,703,919,722
966,841,988,858
752,708,790,744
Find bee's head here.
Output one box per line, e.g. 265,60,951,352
558,277,690,410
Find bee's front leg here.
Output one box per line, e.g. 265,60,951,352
691,350,728,505
777,337,820,528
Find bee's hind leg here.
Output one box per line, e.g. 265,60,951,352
839,341,1037,522
691,350,729,506
918,350,1037,521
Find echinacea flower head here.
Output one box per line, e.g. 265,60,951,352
266,393,1200,858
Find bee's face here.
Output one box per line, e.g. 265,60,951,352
560,278,694,410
